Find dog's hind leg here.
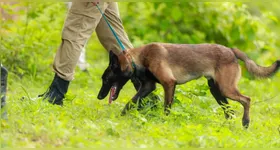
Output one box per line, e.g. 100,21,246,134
221,88,250,128
208,78,234,119
215,64,251,128
121,80,156,115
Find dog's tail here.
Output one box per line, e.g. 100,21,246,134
231,48,280,78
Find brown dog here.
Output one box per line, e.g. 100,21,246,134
100,43,280,128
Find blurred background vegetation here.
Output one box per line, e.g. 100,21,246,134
0,2,279,78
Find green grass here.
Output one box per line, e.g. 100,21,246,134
1,41,280,148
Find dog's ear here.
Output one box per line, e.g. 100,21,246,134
109,51,117,64
109,50,115,59
109,50,114,64
109,50,119,69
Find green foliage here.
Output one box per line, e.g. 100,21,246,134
120,2,279,62
1,2,280,148
0,2,66,77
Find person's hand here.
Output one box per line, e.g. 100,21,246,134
92,0,100,6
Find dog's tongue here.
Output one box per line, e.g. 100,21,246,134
109,85,117,104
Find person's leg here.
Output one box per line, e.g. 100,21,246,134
1,65,8,119
66,2,72,9
66,2,89,72
77,46,89,72
41,2,110,105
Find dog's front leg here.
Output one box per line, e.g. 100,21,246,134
163,83,176,115
149,64,176,115
162,82,176,115
121,80,156,115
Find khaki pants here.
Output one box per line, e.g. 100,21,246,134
54,2,133,81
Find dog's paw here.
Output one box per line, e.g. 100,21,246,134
120,110,127,116
225,109,235,120
164,109,171,116
242,119,250,129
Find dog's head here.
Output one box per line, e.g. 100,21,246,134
97,51,131,102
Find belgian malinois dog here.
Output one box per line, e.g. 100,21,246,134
98,43,280,128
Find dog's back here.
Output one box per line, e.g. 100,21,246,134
137,43,236,84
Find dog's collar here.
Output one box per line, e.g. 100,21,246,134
127,55,146,79
122,51,144,78
121,52,148,81
131,59,137,72
124,52,137,74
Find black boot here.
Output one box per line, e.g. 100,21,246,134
1,65,8,119
39,74,69,105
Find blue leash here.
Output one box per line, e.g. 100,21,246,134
96,4,137,70
96,4,126,51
